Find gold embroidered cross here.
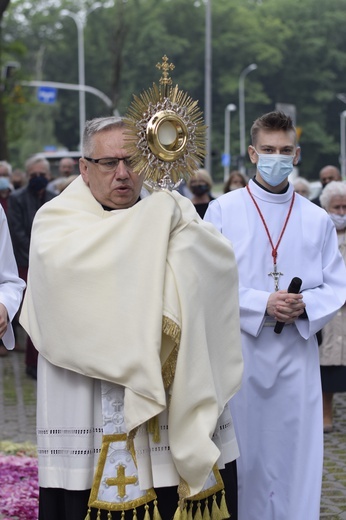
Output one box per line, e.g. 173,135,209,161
156,55,175,85
106,464,138,498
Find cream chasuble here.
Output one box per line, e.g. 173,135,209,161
20,176,243,513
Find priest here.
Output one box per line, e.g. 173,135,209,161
20,115,243,520
205,110,346,520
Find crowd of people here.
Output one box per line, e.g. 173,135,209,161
0,156,76,366
0,110,346,520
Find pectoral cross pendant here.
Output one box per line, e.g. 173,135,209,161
268,263,283,292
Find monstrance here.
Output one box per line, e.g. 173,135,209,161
124,55,206,191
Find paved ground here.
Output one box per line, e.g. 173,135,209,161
0,349,36,446
1,334,346,518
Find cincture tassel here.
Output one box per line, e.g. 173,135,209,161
85,490,230,520
153,499,162,520
84,502,163,520
172,491,230,520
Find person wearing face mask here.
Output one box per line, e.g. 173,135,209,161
7,154,56,378
187,168,214,218
0,176,13,214
319,181,346,433
205,111,346,520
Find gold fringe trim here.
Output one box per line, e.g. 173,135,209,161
194,502,203,520
153,499,162,520
178,478,191,501
182,505,188,520
219,490,230,519
173,503,183,520
187,501,194,520
144,504,151,520
183,466,224,502
144,315,181,446
162,316,180,389
162,316,181,347
211,495,222,520
85,488,229,520
184,491,230,520
111,505,164,520
147,415,161,443
202,499,210,520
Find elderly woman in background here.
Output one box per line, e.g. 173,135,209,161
187,168,214,218
223,170,248,194
292,176,311,198
319,181,346,432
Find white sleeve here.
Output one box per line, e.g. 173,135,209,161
0,207,26,349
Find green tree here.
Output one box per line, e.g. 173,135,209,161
255,0,346,176
0,0,12,159
3,0,346,178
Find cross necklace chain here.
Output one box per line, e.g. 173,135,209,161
246,185,295,291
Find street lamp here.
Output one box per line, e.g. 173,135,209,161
239,63,257,173
224,103,237,182
61,10,85,151
340,110,346,179
204,0,212,175
61,3,105,150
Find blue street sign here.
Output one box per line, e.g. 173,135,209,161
221,153,231,167
37,86,57,104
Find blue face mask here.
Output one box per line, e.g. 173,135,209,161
253,148,294,187
0,177,11,190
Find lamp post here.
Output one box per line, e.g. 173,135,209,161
239,63,257,173
340,110,346,180
204,0,212,175
61,3,104,150
61,10,85,151
224,103,237,182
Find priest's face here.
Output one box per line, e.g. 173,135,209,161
79,128,144,209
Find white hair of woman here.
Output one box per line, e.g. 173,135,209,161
320,180,346,210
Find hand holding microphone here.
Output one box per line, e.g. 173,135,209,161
274,277,303,334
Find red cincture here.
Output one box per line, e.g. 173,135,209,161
246,184,295,291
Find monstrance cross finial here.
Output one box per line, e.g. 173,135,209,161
156,55,175,86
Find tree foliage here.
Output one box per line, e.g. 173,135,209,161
1,0,346,180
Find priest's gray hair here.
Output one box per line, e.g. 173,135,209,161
320,180,346,211
82,116,124,157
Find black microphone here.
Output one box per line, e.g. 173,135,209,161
274,277,303,334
